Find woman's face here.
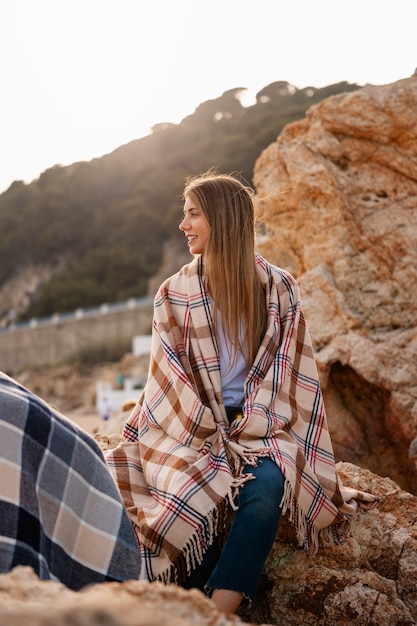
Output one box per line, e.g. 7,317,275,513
179,195,211,255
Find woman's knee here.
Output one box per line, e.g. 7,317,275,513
238,458,285,514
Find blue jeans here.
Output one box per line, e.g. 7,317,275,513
183,458,285,599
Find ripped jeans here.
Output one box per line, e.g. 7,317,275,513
183,457,285,600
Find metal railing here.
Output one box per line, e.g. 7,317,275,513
0,296,154,333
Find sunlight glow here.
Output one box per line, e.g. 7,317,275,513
0,0,415,193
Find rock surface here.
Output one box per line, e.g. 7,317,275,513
257,463,417,625
0,262,68,326
254,73,417,495
0,567,247,625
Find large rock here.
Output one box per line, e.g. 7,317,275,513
0,567,249,625
255,463,417,625
254,73,417,495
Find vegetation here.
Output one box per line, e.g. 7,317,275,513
0,80,359,320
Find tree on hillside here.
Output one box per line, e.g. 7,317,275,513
0,80,360,321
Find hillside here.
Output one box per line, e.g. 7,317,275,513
0,80,359,324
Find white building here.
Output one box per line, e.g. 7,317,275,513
95,335,152,418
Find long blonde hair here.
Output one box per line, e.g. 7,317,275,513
183,171,267,367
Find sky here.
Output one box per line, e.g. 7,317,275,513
0,0,415,194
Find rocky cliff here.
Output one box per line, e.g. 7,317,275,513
3,73,417,625
255,72,417,496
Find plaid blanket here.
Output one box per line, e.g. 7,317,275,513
106,254,379,583
0,372,141,590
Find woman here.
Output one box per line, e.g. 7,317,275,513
106,171,379,613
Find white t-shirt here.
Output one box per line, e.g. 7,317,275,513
216,309,247,405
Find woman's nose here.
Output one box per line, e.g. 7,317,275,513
179,217,189,231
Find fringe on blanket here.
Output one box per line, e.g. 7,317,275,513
135,454,263,584
152,494,233,585
280,479,352,556
143,456,355,584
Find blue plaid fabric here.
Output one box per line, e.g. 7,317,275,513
0,372,140,589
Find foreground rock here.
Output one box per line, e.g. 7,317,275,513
254,73,417,495
0,567,248,625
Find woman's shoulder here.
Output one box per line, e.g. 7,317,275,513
255,254,298,287
157,256,200,295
